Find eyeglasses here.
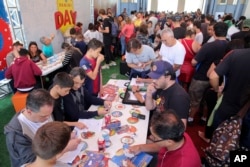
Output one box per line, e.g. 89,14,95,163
150,133,165,143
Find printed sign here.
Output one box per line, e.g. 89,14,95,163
54,0,77,33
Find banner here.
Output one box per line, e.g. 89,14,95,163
54,0,77,33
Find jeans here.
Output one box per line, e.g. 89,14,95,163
129,69,150,80
120,36,126,55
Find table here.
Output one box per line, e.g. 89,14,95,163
0,78,12,98
58,79,150,166
36,52,65,88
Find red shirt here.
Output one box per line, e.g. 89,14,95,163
5,57,42,89
80,56,100,95
157,133,201,167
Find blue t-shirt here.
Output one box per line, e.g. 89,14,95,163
42,44,54,58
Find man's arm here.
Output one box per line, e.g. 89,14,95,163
63,93,99,120
191,58,198,66
5,132,35,167
145,83,157,110
129,143,162,155
86,54,104,80
173,64,182,72
31,62,42,76
209,70,220,92
5,66,13,79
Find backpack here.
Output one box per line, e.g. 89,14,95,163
205,101,250,167
109,21,118,37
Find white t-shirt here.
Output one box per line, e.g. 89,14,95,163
159,40,186,76
195,32,203,45
148,16,158,29
227,25,240,41
18,113,53,136
84,30,102,43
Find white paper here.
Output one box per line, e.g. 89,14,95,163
129,92,146,101
57,142,85,163
130,78,144,87
77,118,103,151
58,118,103,164
77,118,103,132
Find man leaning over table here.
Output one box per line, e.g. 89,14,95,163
63,67,111,122
145,60,190,128
126,110,201,167
125,38,156,80
49,72,87,129
4,89,80,167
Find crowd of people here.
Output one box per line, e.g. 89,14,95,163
3,7,250,167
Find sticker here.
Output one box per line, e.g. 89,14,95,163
127,117,139,124
115,104,125,110
121,136,134,145
129,108,141,114
110,129,116,136
111,111,123,117
80,141,88,151
115,148,124,156
81,131,95,139
129,125,137,133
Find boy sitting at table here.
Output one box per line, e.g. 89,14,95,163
20,121,71,167
63,67,111,122
49,72,87,129
5,48,42,92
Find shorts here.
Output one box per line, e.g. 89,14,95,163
189,79,210,107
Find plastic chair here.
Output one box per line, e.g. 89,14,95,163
11,91,28,112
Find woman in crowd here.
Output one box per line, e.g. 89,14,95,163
119,17,135,56
28,41,47,64
84,23,102,43
178,29,201,91
136,23,153,47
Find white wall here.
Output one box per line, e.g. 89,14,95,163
158,0,178,13
19,0,91,53
244,0,250,18
184,0,204,13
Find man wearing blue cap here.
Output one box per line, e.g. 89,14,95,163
145,60,190,127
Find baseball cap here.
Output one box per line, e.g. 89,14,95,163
242,19,250,28
148,60,175,79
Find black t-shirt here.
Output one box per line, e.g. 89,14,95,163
52,97,64,122
194,40,228,81
231,31,249,40
214,49,250,122
154,83,190,119
102,18,112,43
173,27,186,39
